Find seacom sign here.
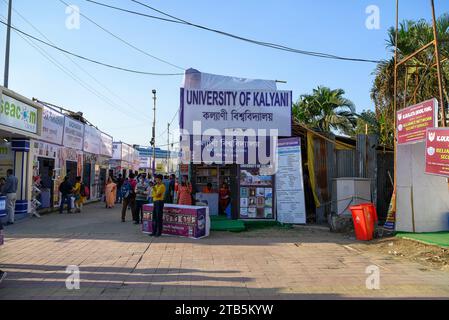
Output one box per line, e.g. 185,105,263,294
425,127,449,177
397,98,438,145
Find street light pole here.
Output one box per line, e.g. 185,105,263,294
3,0,13,88
151,89,157,175
167,122,170,174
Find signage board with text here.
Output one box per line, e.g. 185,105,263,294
63,117,84,150
42,107,64,145
425,127,449,177
0,93,38,134
397,98,438,145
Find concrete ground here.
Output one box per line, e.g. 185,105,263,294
0,202,448,300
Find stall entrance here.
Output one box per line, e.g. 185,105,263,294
99,168,107,199
192,164,238,219
38,157,55,209
66,161,77,186
83,163,91,200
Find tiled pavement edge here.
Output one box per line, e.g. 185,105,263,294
0,203,448,300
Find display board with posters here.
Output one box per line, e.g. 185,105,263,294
275,137,306,224
83,125,101,155
0,92,39,134
42,106,64,145
239,165,274,219
425,127,449,177
100,132,113,157
63,117,84,150
397,98,438,145
142,204,209,239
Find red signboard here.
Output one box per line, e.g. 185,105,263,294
397,98,438,145
425,127,449,177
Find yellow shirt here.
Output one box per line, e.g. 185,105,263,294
152,183,166,201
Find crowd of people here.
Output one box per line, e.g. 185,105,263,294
104,171,197,237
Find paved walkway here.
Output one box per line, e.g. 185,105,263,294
1,202,449,300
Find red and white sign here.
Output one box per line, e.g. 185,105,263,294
397,98,438,145
425,127,449,177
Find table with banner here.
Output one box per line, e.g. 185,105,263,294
142,204,210,239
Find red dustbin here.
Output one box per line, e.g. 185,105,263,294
349,204,375,241
360,203,378,223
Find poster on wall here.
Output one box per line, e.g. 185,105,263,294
275,137,306,224
0,93,38,134
63,117,84,150
42,107,64,145
239,165,274,219
397,98,438,145
100,132,113,157
425,127,449,177
83,125,101,155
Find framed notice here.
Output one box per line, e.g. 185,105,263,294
276,137,306,224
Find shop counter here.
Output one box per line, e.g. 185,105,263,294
142,204,210,239
195,193,219,216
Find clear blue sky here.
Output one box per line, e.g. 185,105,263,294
1,0,448,146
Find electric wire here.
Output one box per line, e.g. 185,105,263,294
2,2,153,123
0,19,184,76
57,0,185,71
85,0,381,63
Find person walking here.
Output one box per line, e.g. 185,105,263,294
135,174,150,224
59,176,73,214
177,175,193,206
115,174,124,204
3,169,18,225
150,174,166,237
164,174,175,204
73,176,87,213
173,177,179,204
105,177,117,209
121,173,137,222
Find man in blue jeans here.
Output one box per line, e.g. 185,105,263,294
58,176,73,214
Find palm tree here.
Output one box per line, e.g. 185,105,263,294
293,86,357,135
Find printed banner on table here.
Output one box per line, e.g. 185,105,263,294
142,204,208,239
397,98,438,145
275,137,306,224
180,88,292,136
425,127,449,177
42,106,64,145
63,117,84,150
83,125,101,155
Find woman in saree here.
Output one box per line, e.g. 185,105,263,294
105,176,117,209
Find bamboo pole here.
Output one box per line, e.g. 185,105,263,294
431,0,446,126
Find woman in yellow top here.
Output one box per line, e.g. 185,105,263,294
73,176,86,213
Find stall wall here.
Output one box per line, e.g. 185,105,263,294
397,141,449,232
